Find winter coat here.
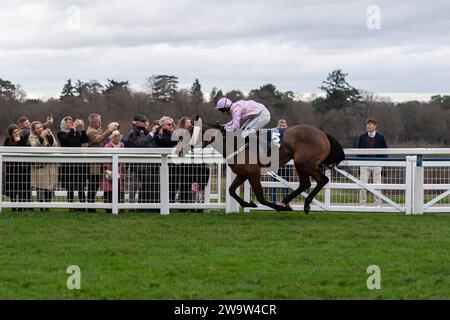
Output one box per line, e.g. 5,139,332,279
3,136,31,198
126,125,157,148
57,129,89,188
29,132,59,191
99,142,125,192
87,126,114,174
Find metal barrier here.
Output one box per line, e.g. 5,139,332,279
1,147,450,214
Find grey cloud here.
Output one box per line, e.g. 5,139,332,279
0,0,450,99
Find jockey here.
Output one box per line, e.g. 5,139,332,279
215,97,271,139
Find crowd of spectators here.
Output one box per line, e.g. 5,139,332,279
2,113,209,212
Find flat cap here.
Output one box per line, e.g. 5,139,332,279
133,114,148,122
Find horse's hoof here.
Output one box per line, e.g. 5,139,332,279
249,201,258,208
304,203,310,215
243,201,258,208
284,204,293,211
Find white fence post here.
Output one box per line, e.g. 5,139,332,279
412,155,424,215
243,181,251,213
111,154,119,215
325,169,331,207
160,154,170,215
225,165,240,213
405,156,414,215
0,154,2,213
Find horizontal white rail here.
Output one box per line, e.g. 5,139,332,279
1,147,450,214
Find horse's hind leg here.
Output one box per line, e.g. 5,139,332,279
248,174,291,212
229,174,258,208
303,169,329,215
281,166,311,208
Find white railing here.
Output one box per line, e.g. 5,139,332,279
0,147,226,214
241,148,450,214
1,147,450,214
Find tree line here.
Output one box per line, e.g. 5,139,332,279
1,71,450,147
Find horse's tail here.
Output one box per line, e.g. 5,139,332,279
322,133,345,168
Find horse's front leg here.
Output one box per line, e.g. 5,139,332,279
228,174,258,208
248,175,292,212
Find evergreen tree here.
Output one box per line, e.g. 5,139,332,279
60,79,76,100
103,79,130,95
147,75,179,102
0,78,18,100
316,69,361,112
190,78,204,104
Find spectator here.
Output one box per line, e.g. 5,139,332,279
100,130,125,213
154,116,178,147
29,121,59,211
18,116,31,141
357,118,388,206
176,117,210,211
270,119,293,203
155,116,180,204
86,113,119,212
174,117,192,207
177,117,191,130
57,116,89,211
4,124,31,211
126,114,158,210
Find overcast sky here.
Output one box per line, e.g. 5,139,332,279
1,0,450,101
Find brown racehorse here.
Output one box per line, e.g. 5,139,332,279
182,117,345,214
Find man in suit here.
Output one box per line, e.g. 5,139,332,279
357,118,388,206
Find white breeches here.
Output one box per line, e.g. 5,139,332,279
241,110,271,139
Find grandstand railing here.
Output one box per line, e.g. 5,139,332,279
1,147,450,214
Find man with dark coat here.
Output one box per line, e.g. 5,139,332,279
126,114,159,210
357,118,388,206
57,116,89,210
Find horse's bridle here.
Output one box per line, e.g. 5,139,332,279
186,123,224,155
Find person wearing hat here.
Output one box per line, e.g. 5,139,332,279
126,114,159,211
86,113,120,212
126,114,157,148
215,97,271,139
100,130,125,213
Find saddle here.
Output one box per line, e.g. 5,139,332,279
234,129,283,156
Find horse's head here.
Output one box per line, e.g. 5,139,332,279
176,115,224,157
